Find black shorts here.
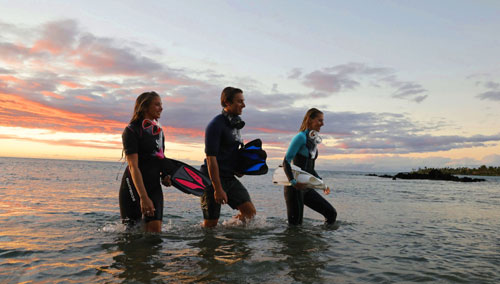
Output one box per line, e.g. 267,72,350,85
200,176,251,220
119,168,164,225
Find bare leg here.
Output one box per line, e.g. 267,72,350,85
203,219,219,228
145,220,162,232
236,201,256,222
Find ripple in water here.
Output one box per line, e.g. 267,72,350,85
0,157,499,283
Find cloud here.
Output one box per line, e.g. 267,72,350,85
1,19,499,165
477,91,500,101
293,62,427,102
287,68,302,79
323,133,500,155
483,154,500,165
73,33,164,76
470,77,500,102
32,20,78,55
315,154,500,172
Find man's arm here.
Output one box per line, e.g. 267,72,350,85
206,155,227,204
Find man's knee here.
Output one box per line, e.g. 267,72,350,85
203,219,219,227
238,201,256,218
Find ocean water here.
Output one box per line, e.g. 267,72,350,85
0,157,499,284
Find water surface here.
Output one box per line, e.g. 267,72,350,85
0,157,498,283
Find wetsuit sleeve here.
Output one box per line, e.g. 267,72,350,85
205,119,221,156
282,133,306,184
122,126,138,155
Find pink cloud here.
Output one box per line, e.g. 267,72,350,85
0,75,22,83
60,81,82,88
163,96,185,103
30,20,78,55
75,95,94,102
41,91,64,99
0,93,123,133
249,127,291,134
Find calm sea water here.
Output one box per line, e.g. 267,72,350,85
0,157,499,283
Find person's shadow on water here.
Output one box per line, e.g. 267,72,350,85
274,226,330,283
101,233,164,283
191,229,252,282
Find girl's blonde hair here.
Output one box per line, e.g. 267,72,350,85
299,108,323,131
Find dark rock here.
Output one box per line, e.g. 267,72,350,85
393,169,485,182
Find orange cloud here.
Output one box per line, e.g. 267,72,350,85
0,75,22,84
75,95,95,102
41,91,64,99
0,133,122,150
0,92,123,133
97,81,121,89
31,40,62,55
163,126,204,138
163,96,185,103
60,81,82,88
249,127,291,134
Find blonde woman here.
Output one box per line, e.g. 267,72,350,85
282,108,337,225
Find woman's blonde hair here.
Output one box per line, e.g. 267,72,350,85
299,108,323,131
130,91,160,123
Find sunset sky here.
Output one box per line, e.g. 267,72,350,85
1,1,499,171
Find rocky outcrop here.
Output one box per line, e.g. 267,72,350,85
368,169,486,182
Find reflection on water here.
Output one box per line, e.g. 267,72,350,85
195,231,251,266
1,157,499,283
191,230,252,282
101,234,164,283
274,227,330,283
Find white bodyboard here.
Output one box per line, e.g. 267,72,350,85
272,165,326,190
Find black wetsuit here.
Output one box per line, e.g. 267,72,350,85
119,119,166,225
200,111,251,220
283,130,337,225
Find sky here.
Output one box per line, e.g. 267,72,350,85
1,0,499,171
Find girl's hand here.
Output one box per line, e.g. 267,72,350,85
162,175,172,187
140,197,155,217
323,186,331,195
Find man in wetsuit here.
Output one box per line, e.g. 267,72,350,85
200,87,256,227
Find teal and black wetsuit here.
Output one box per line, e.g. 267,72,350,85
283,130,337,225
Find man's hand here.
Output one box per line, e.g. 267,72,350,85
214,189,228,204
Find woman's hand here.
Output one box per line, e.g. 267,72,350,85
323,186,331,195
214,189,228,204
162,175,172,187
140,196,155,217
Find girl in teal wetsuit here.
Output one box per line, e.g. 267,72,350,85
282,108,337,225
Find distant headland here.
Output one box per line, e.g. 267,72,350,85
367,165,500,182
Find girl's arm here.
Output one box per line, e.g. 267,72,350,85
127,153,155,216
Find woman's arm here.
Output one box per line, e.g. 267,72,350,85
283,133,307,188
127,153,155,216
